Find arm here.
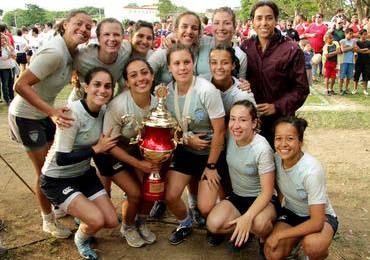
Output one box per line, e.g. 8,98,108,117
229,171,275,246
340,41,354,53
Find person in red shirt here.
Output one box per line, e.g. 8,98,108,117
294,14,306,37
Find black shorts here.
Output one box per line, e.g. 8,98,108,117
277,207,338,236
171,145,230,185
227,192,280,215
354,62,370,82
8,114,56,151
27,50,33,56
16,53,27,64
40,167,106,212
93,146,142,177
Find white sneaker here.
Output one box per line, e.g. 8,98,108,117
120,224,146,248
364,90,369,96
43,220,72,239
137,220,156,244
53,206,67,219
351,89,357,95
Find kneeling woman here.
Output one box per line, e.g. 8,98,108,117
265,117,338,260
40,68,118,260
207,100,277,248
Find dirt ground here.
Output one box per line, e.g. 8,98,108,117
0,108,369,259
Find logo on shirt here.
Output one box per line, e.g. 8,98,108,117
277,215,287,221
62,186,74,195
28,130,39,143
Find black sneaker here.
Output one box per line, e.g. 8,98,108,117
189,207,206,227
149,201,167,219
206,231,224,246
168,226,192,245
226,240,247,253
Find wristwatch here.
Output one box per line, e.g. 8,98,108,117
206,163,217,170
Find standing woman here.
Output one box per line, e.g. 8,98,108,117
265,117,338,260
69,17,131,102
127,20,155,59
41,68,118,259
164,44,225,245
240,1,309,147
8,10,93,237
0,33,15,105
206,101,276,249
94,58,158,248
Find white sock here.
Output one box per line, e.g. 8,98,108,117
75,227,90,242
187,191,197,209
41,212,54,223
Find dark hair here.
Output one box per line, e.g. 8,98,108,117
0,24,6,33
250,0,279,20
32,27,39,34
132,20,154,38
17,29,22,36
174,11,202,33
166,43,195,65
231,100,259,131
345,28,353,34
122,57,154,81
55,10,90,36
96,18,124,38
209,44,240,78
274,116,308,141
45,22,53,28
316,13,324,18
84,67,113,86
202,16,208,25
213,7,236,28
359,29,368,35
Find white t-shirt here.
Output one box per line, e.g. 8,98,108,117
227,133,275,197
13,35,28,54
275,152,336,217
9,34,73,119
42,100,105,178
28,35,42,54
167,76,225,155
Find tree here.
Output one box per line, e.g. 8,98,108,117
158,0,177,19
23,4,47,26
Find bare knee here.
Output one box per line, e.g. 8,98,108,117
197,200,214,217
127,188,141,204
302,237,329,259
206,214,224,234
104,214,119,229
252,216,273,238
165,190,181,205
86,214,105,232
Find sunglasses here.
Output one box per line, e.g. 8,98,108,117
316,16,322,18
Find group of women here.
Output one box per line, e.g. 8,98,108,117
7,1,337,260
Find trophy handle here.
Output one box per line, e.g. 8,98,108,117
121,114,142,145
173,125,183,145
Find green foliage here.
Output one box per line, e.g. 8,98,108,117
158,0,177,19
239,0,254,22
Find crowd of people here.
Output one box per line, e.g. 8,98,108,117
1,1,363,259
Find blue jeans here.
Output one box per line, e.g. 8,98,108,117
0,68,14,103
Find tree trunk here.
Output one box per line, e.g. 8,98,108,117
355,0,364,21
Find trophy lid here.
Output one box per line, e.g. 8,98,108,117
143,84,178,128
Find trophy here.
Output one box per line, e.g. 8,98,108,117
123,84,179,201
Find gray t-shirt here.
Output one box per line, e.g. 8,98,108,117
103,89,157,150
275,152,336,217
9,34,72,119
227,133,275,197
68,43,132,102
42,100,105,178
167,76,225,155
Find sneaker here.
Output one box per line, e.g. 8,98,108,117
168,225,192,245
326,90,331,96
344,90,349,95
189,207,205,227
206,231,224,246
136,219,156,244
340,90,345,96
74,217,81,226
330,90,337,95
149,201,167,219
0,244,7,257
120,224,146,248
74,234,98,260
43,220,72,239
352,89,357,95
364,90,369,96
53,206,67,219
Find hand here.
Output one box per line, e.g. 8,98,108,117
265,233,281,251
186,133,211,151
238,78,252,92
137,160,154,174
257,103,276,116
163,34,178,49
201,168,220,188
51,107,74,128
92,129,118,154
228,214,252,247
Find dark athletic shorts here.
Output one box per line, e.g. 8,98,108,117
277,207,338,236
8,114,56,151
16,53,27,64
227,192,280,215
40,167,106,212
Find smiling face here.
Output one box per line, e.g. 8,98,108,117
126,60,154,95
274,122,303,166
98,22,123,55
131,27,154,56
168,49,194,84
63,13,93,46
253,6,277,41
175,14,200,47
84,71,113,111
210,49,235,82
212,11,235,44
228,105,257,146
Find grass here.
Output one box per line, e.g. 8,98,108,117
304,94,325,105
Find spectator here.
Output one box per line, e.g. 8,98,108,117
88,19,98,45
240,0,309,147
352,29,370,96
323,33,340,95
330,18,345,42
0,32,15,104
339,28,356,95
349,15,361,39
13,29,29,74
300,40,313,87
331,8,347,23
285,19,300,41
202,16,212,36
294,14,307,36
